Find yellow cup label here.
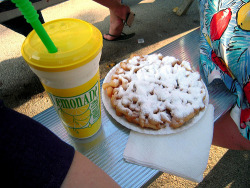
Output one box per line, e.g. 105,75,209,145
43,72,101,138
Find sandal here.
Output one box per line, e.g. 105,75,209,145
124,11,135,27
103,32,135,41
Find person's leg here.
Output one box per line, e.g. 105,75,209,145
103,2,125,41
95,0,133,40
2,10,44,37
94,0,130,21
213,110,250,150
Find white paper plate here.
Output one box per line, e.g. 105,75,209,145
102,63,209,135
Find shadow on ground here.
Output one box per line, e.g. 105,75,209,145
197,150,250,188
0,57,44,108
0,0,200,108
95,0,200,64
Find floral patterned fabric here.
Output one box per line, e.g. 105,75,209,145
199,0,250,140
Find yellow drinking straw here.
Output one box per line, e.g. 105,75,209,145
11,0,58,53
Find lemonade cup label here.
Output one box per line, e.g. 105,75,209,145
43,71,101,138
21,18,103,139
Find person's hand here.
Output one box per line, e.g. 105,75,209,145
112,4,130,22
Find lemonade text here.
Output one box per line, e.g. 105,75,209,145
55,84,98,109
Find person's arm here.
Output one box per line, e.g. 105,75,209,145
61,150,120,188
0,100,119,187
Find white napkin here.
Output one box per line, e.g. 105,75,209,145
123,104,214,183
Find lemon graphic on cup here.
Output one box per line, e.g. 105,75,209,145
237,2,250,31
59,104,91,130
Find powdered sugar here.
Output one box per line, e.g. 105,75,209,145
117,55,205,119
102,54,209,134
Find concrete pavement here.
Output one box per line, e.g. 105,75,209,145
1,0,201,110
0,0,249,187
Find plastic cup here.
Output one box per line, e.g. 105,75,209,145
21,18,103,139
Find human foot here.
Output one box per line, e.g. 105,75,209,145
103,5,134,41
103,16,124,41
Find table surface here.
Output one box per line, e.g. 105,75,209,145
33,28,236,187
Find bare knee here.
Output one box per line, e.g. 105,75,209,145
213,111,250,150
